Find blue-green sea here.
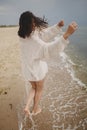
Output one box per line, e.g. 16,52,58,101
65,26,87,86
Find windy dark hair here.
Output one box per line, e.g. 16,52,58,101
18,11,48,38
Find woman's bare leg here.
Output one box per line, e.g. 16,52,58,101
32,78,45,114
24,81,36,115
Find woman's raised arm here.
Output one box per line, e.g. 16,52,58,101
38,20,64,42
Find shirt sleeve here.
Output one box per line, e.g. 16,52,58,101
38,24,63,42
32,33,69,60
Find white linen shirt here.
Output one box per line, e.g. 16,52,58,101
19,25,69,81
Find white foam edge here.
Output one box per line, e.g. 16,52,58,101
60,52,86,88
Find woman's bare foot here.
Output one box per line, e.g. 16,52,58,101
24,107,30,115
32,107,42,115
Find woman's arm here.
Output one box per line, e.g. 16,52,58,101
38,20,64,42
63,22,78,40
33,21,78,60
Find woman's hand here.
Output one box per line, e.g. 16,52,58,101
58,20,64,27
63,22,78,40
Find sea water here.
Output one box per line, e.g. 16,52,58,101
65,26,87,86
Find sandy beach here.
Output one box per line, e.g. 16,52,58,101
0,27,87,130
0,27,26,130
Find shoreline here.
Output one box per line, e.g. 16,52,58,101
65,45,87,87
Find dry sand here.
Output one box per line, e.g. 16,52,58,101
0,27,87,130
0,27,26,130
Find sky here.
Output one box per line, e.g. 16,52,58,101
0,0,87,26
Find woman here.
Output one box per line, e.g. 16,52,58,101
18,11,78,116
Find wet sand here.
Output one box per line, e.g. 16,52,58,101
0,27,87,130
